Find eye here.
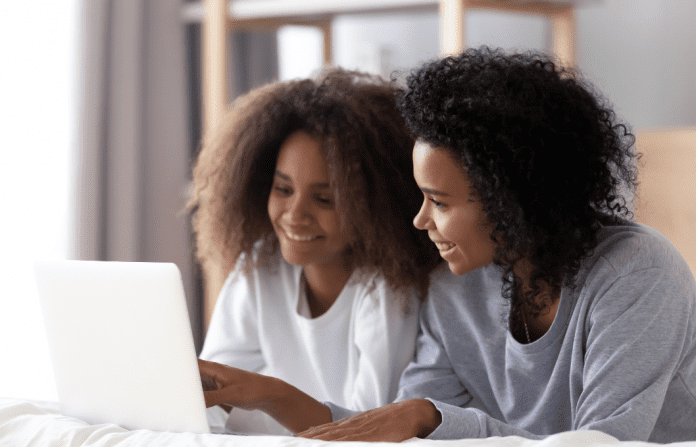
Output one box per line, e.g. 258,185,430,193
273,184,292,196
429,197,446,209
314,194,335,208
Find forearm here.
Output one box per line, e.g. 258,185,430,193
258,377,332,433
200,359,331,432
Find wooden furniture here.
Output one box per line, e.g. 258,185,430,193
635,128,696,278
200,0,577,328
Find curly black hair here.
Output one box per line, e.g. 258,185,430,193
397,46,639,337
188,67,440,305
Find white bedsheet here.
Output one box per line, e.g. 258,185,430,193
1,397,693,447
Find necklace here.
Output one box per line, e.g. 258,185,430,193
522,311,531,344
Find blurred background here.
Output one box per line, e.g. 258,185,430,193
1,0,695,402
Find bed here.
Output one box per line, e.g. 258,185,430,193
1,396,693,447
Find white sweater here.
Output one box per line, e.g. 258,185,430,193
199,250,420,435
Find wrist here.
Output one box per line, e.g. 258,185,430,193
251,375,287,411
261,378,332,433
411,399,441,438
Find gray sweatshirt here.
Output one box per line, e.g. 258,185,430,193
327,221,696,442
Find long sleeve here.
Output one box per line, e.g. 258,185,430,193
401,225,696,441
575,264,696,441
426,264,695,440
347,283,420,411
395,287,488,440
396,296,472,408
198,261,284,435
199,265,265,374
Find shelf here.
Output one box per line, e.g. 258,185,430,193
229,0,439,21
186,0,576,23
184,0,438,23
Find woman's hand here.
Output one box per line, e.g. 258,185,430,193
197,359,332,433
295,399,442,442
199,368,232,412
197,359,275,411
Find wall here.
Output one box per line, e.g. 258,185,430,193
280,0,696,129
332,9,548,79
575,0,696,129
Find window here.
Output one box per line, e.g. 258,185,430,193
0,1,79,401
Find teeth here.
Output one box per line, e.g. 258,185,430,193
435,242,455,251
285,231,319,241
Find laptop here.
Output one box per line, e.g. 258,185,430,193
33,260,222,434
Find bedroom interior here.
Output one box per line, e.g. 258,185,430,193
1,0,695,445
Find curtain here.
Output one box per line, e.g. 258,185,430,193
76,0,197,348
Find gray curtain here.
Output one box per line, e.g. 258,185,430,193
75,0,196,347
76,0,279,352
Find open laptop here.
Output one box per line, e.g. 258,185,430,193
33,260,224,434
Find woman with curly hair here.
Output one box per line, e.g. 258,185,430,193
188,67,441,435
297,47,696,442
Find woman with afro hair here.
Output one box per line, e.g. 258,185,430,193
190,68,440,435
297,47,696,442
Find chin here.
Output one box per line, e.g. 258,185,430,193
279,247,310,266
282,256,304,266
446,262,468,276
446,259,486,276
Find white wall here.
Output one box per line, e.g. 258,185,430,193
278,26,325,80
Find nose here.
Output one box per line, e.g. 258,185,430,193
285,193,312,225
413,199,431,230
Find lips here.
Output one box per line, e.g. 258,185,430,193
432,240,455,251
281,226,322,242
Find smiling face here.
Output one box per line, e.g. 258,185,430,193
267,130,351,271
412,140,496,275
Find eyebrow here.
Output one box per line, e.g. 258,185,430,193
420,187,450,197
274,170,330,189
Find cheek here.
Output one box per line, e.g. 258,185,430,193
442,211,477,246
267,196,280,221
434,213,458,240
321,213,347,243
